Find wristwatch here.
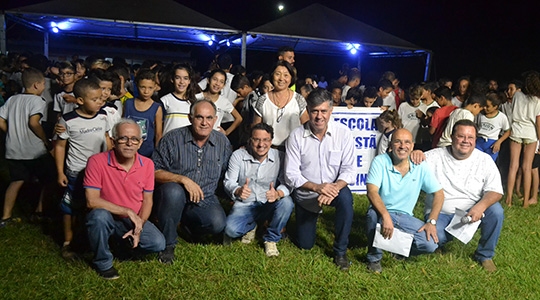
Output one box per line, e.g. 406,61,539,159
427,219,437,225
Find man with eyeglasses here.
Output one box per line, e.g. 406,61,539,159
84,118,165,280
285,89,355,271
152,99,232,264
223,123,293,257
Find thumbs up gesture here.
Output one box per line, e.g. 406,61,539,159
266,182,280,203
235,178,252,200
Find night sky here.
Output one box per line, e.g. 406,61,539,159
3,0,540,84
176,0,540,82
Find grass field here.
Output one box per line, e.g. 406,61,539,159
1,191,539,300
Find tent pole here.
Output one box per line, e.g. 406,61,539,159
44,31,49,58
424,51,432,81
0,13,6,54
241,32,247,67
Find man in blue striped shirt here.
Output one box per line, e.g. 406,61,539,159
152,99,232,264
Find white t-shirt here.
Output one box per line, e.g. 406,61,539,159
58,110,110,173
341,85,351,102
424,147,503,215
195,93,234,131
160,93,191,135
382,91,396,110
438,108,475,147
500,101,513,125
254,92,307,146
451,96,464,108
418,100,440,115
510,91,540,140
477,111,510,140
53,91,77,116
199,73,236,123
0,94,47,160
398,102,421,140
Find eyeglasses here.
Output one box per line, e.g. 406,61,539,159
251,138,272,144
116,136,142,144
59,72,75,77
276,108,284,123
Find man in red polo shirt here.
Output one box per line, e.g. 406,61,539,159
84,118,165,280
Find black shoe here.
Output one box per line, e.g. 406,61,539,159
334,255,351,271
97,267,120,280
158,245,175,265
367,261,382,273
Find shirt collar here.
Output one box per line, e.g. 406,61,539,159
107,150,143,171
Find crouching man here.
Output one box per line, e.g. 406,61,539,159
85,119,165,279
223,123,293,256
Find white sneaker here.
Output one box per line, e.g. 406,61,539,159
264,241,279,257
241,225,257,244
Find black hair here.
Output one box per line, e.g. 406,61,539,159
73,78,101,98
465,93,486,107
451,119,478,137
363,86,378,99
377,79,393,90
251,122,274,139
217,54,232,70
135,69,156,86
434,86,452,100
231,74,251,91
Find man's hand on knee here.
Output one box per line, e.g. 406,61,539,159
182,178,204,203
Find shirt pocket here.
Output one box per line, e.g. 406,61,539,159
329,150,342,167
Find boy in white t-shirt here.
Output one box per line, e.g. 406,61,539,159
476,92,510,161
53,61,79,118
0,68,55,228
398,84,423,141
54,78,112,259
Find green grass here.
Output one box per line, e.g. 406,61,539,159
1,194,540,299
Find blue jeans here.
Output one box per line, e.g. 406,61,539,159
294,187,353,256
366,208,438,262
224,196,294,242
154,182,226,246
86,209,165,271
429,202,504,262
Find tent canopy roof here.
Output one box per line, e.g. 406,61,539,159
246,4,428,56
6,0,240,45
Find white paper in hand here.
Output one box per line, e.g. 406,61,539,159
444,208,481,244
373,223,414,257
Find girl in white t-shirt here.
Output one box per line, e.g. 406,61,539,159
160,64,197,135
475,92,510,161
196,69,242,136
506,71,540,207
377,109,402,155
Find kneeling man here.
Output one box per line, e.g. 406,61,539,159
366,128,444,273
224,123,293,256
85,119,165,279
424,119,504,272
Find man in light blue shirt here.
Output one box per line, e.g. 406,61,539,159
224,123,293,257
285,89,355,271
366,128,444,273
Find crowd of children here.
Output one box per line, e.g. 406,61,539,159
1,50,539,265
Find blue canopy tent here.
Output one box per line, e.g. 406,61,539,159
1,0,241,59
2,2,431,79
241,4,433,80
